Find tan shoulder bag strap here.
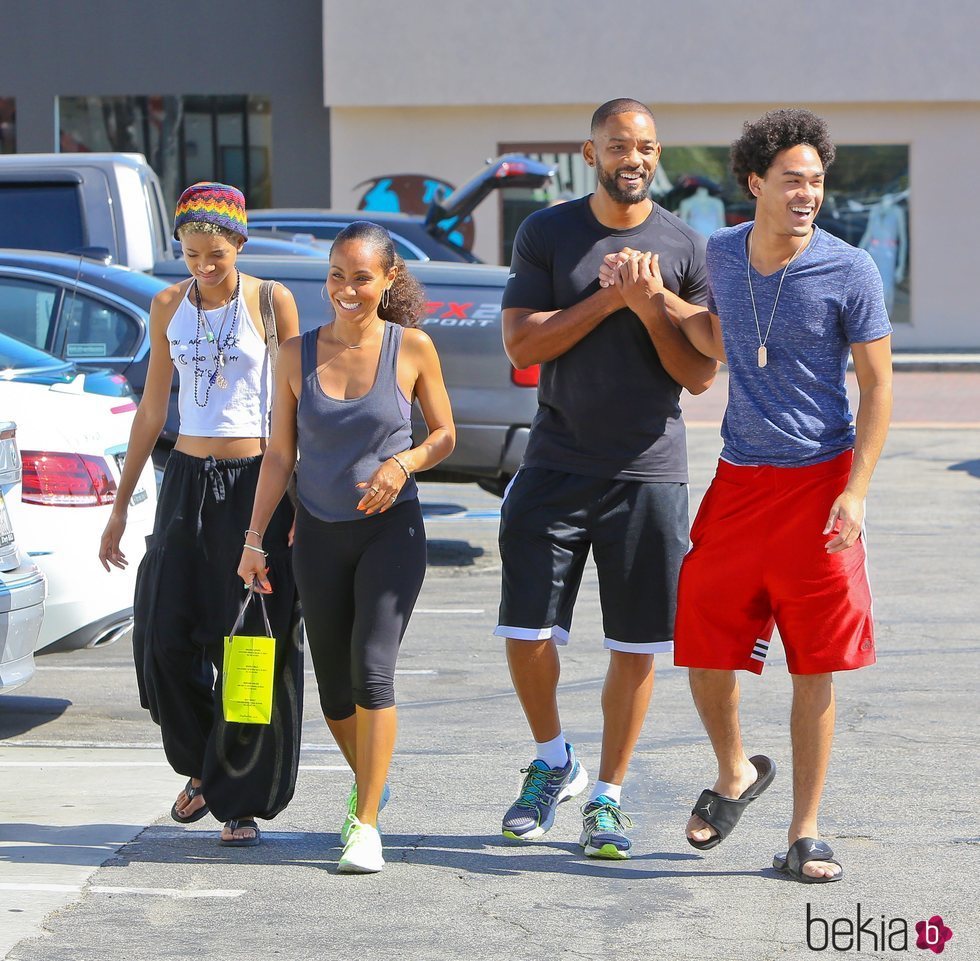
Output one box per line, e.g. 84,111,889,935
258,279,299,506
259,280,279,365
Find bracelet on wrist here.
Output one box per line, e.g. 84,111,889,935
391,454,411,479
244,528,264,540
243,543,268,557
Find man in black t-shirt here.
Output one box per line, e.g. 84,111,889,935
496,98,716,858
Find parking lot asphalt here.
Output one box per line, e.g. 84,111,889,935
1,413,978,961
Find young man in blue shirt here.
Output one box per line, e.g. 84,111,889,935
603,108,892,882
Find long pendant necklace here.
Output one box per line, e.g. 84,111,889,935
746,230,807,368
192,270,241,406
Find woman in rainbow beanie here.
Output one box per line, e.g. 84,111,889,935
100,182,304,847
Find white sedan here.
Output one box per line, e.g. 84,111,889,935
0,373,156,650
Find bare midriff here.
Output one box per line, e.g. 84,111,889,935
174,435,265,459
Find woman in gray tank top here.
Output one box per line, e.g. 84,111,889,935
239,221,456,874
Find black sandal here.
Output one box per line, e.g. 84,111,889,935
170,778,210,824
687,755,776,850
773,837,844,883
219,818,261,847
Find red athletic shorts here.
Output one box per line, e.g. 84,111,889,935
674,450,875,675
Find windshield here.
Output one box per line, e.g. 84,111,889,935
0,183,85,251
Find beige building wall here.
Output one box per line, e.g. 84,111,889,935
324,1,979,349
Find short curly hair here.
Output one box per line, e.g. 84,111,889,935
177,221,244,246
731,109,836,198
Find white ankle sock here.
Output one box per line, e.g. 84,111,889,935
534,733,568,769
589,780,622,804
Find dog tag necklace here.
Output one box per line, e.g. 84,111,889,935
746,230,806,368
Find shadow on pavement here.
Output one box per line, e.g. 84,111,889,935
421,502,466,517
426,540,485,567
108,828,770,881
0,695,71,738
0,823,147,866
948,459,980,479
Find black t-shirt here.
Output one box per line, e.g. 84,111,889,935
503,196,708,482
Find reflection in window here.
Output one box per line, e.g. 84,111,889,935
0,97,14,153
499,142,910,324
0,278,59,352
62,291,140,359
56,95,272,209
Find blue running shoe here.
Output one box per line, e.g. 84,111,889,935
342,782,391,844
579,795,633,859
501,744,588,841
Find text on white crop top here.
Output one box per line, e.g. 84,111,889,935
167,290,272,437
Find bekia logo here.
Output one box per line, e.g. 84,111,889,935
915,917,953,954
806,905,954,954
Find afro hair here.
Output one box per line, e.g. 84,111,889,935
730,109,836,198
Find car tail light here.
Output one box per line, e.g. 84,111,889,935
511,364,540,387
20,451,118,507
495,161,529,178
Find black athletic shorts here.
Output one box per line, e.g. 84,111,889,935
495,467,688,653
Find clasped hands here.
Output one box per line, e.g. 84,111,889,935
598,246,665,312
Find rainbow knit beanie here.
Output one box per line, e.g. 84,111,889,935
173,182,248,241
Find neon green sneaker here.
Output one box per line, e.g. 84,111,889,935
337,818,384,874
341,782,391,844
579,795,634,859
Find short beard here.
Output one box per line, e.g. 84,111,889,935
596,164,653,205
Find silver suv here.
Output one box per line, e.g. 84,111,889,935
0,421,46,693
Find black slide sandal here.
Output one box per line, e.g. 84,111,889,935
687,755,776,851
774,837,843,883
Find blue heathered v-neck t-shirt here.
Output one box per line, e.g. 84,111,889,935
707,223,892,467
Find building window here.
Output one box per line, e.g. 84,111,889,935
56,95,272,209
0,98,14,153
500,142,910,324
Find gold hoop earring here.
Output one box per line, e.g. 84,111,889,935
381,287,390,310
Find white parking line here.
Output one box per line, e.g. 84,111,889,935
0,761,173,767
0,882,243,899
34,666,440,674
0,761,350,771
2,742,340,751
147,830,309,842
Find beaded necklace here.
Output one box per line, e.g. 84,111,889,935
191,270,241,407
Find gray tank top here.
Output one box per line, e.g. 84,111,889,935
297,323,418,521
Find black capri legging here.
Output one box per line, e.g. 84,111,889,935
292,498,426,720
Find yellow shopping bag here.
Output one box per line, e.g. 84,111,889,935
222,587,276,725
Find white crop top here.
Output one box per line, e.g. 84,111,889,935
167,289,272,437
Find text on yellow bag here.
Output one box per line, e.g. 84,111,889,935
222,587,276,725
